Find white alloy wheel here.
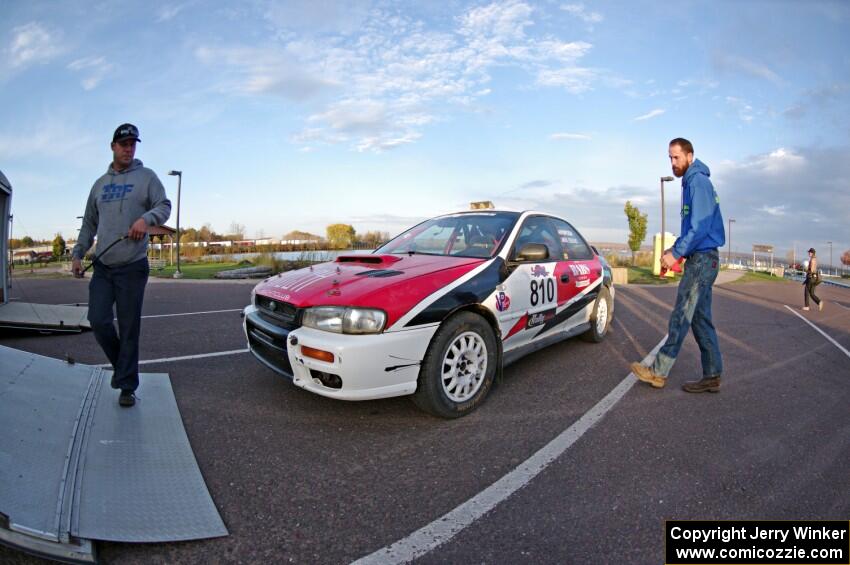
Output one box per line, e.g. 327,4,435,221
441,331,488,402
595,295,609,335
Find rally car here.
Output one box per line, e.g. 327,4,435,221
243,210,614,418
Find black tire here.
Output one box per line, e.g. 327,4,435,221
413,311,498,418
582,285,612,343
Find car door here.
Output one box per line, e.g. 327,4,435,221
498,216,563,352
549,217,602,330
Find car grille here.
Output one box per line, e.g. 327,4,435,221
255,295,300,329
246,319,294,377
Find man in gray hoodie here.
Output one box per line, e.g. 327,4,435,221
72,124,171,407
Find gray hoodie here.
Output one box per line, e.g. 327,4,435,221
72,159,171,266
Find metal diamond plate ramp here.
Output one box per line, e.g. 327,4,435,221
73,370,228,542
0,302,90,332
0,345,227,562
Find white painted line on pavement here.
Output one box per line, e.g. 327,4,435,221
784,305,850,360
141,308,242,319
352,336,668,565
94,348,249,368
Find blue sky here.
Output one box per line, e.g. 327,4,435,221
2,0,848,262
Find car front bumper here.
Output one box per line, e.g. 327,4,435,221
243,305,438,401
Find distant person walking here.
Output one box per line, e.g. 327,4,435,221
72,124,171,407
803,247,823,311
631,138,726,393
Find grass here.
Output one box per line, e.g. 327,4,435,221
150,261,244,279
627,266,680,285
150,257,317,279
727,270,786,284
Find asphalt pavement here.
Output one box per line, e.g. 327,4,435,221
1,275,848,564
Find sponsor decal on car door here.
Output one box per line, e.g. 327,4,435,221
498,261,559,351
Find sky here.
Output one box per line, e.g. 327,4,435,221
1,0,849,264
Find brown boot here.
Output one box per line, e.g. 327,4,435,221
630,362,666,388
682,377,721,393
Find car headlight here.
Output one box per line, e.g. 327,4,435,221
302,306,387,334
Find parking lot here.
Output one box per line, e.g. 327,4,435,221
2,275,849,564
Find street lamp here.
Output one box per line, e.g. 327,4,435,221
660,176,674,254
167,170,182,279
827,241,833,275
727,218,735,266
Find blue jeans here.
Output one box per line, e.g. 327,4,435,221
87,258,149,392
652,250,722,378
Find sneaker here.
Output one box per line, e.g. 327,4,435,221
818,301,824,311
682,377,721,393
119,390,136,407
630,362,666,388
802,306,810,311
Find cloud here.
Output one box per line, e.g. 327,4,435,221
496,183,657,243
536,66,597,93
196,1,607,152
783,83,850,124
550,132,591,140
724,96,755,123
634,109,665,121
194,45,340,101
157,3,191,22
714,146,850,252
67,56,113,90
7,22,62,68
0,123,95,160
520,180,553,189
758,205,787,217
560,3,603,24
713,53,782,85
264,0,372,35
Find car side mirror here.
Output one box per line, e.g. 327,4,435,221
516,243,549,262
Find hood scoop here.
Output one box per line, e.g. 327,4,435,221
335,254,402,265
355,269,404,278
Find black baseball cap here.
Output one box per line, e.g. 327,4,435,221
112,123,141,143
808,247,816,253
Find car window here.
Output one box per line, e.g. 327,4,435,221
512,216,562,262
377,213,518,258
549,218,594,260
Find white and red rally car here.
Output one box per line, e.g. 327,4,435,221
243,210,614,418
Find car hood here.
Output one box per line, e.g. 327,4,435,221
253,254,487,325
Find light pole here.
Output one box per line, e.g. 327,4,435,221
727,218,735,266
660,176,674,256
168,170,182,278
827,241,833,275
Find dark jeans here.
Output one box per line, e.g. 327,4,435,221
652,250,723,378
804,277,820,307
87,258,149,392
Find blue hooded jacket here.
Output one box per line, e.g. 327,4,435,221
672,159,725,259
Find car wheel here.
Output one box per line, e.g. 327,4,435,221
413,311,498,418
582,285,612,343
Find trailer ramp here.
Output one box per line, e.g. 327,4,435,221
0,346,227,563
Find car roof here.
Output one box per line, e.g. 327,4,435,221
443,209,566,220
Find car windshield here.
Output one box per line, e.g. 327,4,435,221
376,212,520,258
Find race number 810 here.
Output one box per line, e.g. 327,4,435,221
530,278,555,306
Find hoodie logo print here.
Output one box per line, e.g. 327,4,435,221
102,183,134,202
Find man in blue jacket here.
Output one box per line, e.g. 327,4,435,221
631,138,725,392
